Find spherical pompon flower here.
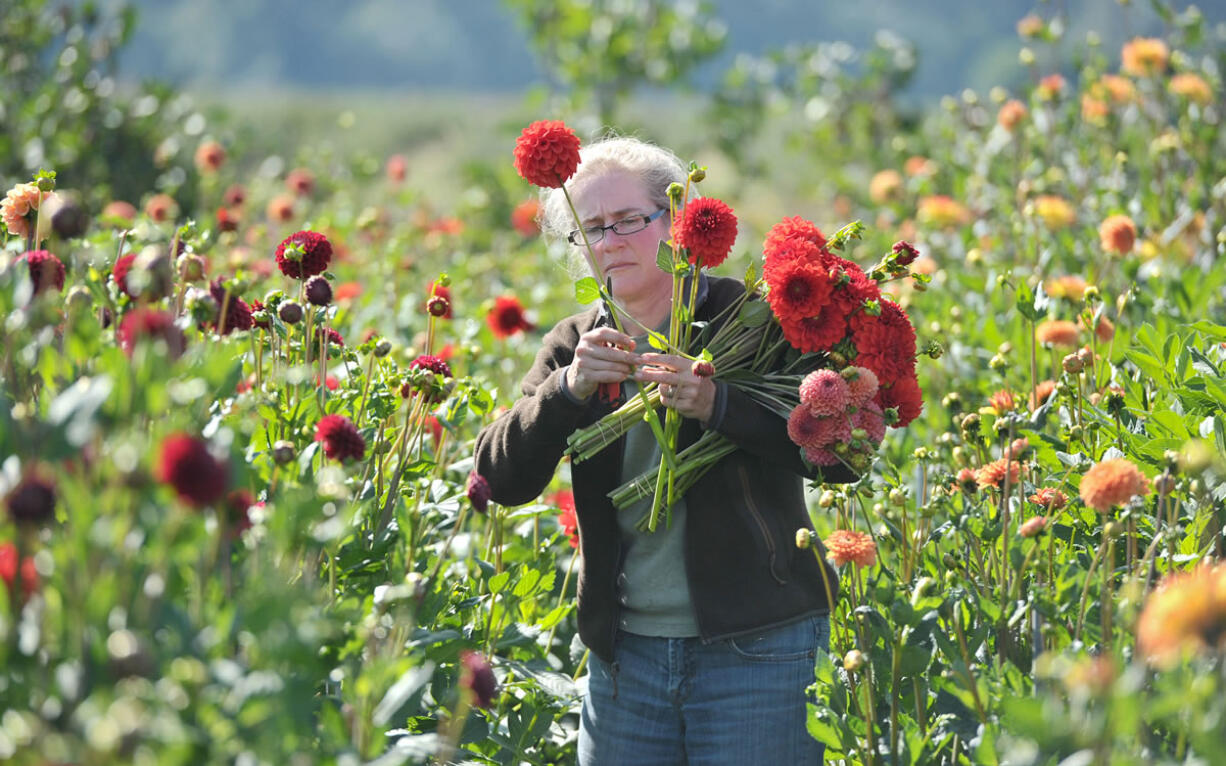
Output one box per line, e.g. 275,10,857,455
487,295,533,339
674,197,738,270
157,433,229,507
275,230,333,280
6,473,56,526
466,471,492,513
799,369,851,416
976,458,1021,490
843,366,880,408
765,261,832,322
824,529,877,568
1079,458,1150,513
852,401,887,444
411,354,452,379
459,650,498,709
119,308,186,360
787,405,826,448
1136,563,1226,667
1099,215,1137,255
513,120,581,189
803,445,840,466
19,250,66,295
314,415,366,463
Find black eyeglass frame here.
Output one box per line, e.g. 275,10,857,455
566,208,667,245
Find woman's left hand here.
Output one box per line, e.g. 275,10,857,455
635,353,716,424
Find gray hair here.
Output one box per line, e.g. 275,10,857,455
539,135,694,275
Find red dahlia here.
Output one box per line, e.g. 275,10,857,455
874,375,923,428
513,120,582,189
849,300,918,384
466,471,492,513
780,309,848,353
487,295,533,339
112,253,138,298
315,415,365,462
411,354,452,378
275,230,332,279
208,278,254,335
314,326,344,347
157,433,230,507
765,260,833,321
674,197,738,270
764,216,828,253
459,650,498,709
0,542,39,601
762,236,824,284
20,250,65,294
119,308,186,359
548,490,578,548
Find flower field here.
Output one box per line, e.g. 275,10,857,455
3,2,1226,764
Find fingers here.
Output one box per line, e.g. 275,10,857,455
635,357,715,421
569,328,639,399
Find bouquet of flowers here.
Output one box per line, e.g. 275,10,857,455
568,216,927,530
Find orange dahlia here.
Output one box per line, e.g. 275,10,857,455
824,529,877,568
1029,487,1068,510
1097,74,1137,103
1136,563,1226,666
998,99,1028,131
1035,319,1080,348
988,389,1016,415
1045,275,1088,301
869,169,903,204
513,120,581,189
1169,73,1213,104
917,195,970,229
511,198,541,238
1036,74,1066,101
1121,37,1169,77
1099,214,1136,255
976,459,1021,490
1079,458,1150,512
1029,380,1057,411
1019,517,1049,538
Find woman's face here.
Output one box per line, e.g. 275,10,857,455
570,168,672,309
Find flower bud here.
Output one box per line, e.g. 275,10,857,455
843,650,866,672
849,454,871,472
1082,285,1100,303
374,339,393,358
889,488,907,506
426,295,450,317
667,182,685,202
891,240,919,266
925,340,944,359
185,288,219,325
305,275,332,306
691,359,715,378
272,440,296,465
960,413,981,438
851,428,869,441
278,300,304,325
989,354,1008,372
36,176,55,192
795,528,813,549
1062,353,1083,374
688,167,707,183
1077,347,1094,366
1103,521,1124,538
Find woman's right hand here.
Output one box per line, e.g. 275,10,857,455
566,327,639,401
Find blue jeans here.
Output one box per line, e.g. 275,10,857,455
578,615,830,765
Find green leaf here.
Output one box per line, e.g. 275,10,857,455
738,300,771,327
488,570,511,594
646,331,669,351
1015,283,1041,321
574,277,600,304
656,241,674,272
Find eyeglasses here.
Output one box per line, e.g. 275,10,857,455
566,208,666,245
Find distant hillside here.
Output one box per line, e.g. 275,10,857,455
117,0,1225,101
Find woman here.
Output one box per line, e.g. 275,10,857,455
474,136,854,765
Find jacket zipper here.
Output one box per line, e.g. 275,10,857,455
738,464,786,585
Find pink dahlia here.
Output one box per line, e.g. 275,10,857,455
799,369,851,416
